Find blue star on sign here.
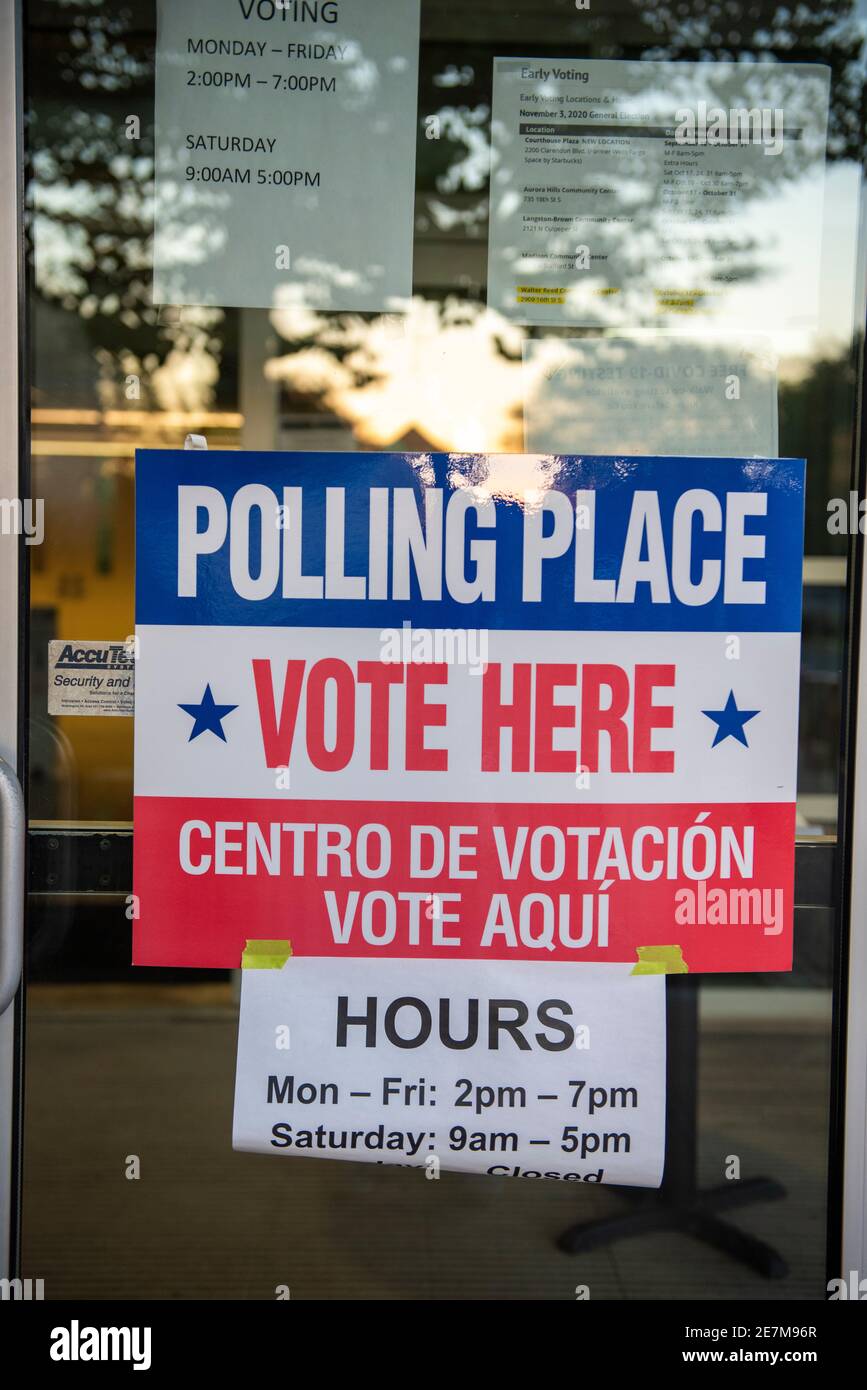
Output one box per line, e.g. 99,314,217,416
702,690,760,748
178,684,238,742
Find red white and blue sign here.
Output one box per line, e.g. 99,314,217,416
133,450,805,972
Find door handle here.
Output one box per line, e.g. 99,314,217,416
0,755,24,1016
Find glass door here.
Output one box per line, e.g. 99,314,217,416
5,0,867,1301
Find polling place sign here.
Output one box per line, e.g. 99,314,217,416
133,450,805,972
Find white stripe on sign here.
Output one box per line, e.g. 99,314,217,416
134,624,799,804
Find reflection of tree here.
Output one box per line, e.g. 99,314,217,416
300,6,866,437
27,0,866,409
266,297,526,451
639,0,866,162
29,0,227,410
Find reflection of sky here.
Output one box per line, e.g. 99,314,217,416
815,161,864,351
694,161,862,361
715,158,862,362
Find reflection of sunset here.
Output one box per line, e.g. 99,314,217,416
446,452,563,506
267,297,528,452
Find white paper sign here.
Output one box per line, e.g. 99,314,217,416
488,58,829,332
523,336,779,458
153,0,420,310
233,958,666,1187
47,640,135,717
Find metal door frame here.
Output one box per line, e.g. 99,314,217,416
839,180,867,1284
0,0,27,1282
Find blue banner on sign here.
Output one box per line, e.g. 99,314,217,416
135,451,805,632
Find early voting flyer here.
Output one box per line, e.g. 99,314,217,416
133,450,805,975
487,58,830,332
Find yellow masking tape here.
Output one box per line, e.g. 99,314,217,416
241,939,293,970
631,945,688,976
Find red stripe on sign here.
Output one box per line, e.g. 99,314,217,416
132,797,795,972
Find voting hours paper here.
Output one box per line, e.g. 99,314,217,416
233,958,666,1186
153,0,420,310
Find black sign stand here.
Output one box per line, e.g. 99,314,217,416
556,976,788,1277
